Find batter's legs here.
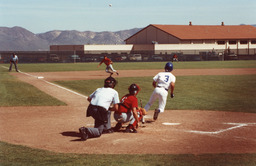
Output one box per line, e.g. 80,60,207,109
144,90,159,111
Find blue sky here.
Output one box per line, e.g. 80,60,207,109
0,0,255,34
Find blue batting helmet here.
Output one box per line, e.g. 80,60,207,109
165,62,173,72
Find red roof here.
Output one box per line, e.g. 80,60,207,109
149,24,256,40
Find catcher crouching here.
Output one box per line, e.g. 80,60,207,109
113,83,146,133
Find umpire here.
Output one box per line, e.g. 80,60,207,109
9,53,19,72
79,76,120,141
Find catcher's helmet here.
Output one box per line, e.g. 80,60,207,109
165,62,173,72
128,83,140,95
104,76,117,88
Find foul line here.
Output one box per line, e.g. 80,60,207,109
41,79,88,99
1,66,88,99
162,122,181,126
187,123,256,135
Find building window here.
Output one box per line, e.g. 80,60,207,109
193,40,203,44
181,41,191,44
229,40,237,45
240,40,248,44
251,40,256,44
217,41,225,45
205,40,215,44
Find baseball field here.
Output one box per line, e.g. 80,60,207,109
0,61,256,165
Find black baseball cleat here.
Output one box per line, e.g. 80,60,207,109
116,72,119,75
79,127,89,141
131,128,137,133
102,128,114,134
153,109,160,120
113,123,122,132
124,124,137,133
124,128,138,133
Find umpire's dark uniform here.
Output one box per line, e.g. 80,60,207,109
79,77,119,140
86,104,112,137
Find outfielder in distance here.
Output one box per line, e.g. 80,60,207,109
144,62,176,121
98,55,119,76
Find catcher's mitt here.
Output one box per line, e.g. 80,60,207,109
138,107,147,115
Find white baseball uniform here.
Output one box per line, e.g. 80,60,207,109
144,72,176,113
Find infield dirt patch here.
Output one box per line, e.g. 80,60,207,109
0,68,256,154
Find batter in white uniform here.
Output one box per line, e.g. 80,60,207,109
144,62,176,120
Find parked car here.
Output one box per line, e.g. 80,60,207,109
225,54,238,60
113,55,127,61
70,55,81,62
83,57,97,62
49,54,60,62
151,55,163,61
129,54,142,61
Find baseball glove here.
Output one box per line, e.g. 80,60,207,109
138,107,147,115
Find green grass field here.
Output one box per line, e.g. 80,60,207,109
1,141,255,166
1,61,256,165
0,67,65,106
56,75,256,113
1,60,256,72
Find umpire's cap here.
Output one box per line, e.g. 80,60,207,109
104,76,117,88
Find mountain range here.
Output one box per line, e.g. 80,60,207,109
0,26,141,51
1,24,255,51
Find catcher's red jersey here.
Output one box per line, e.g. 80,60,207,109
117,94,138,114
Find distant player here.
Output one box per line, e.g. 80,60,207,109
98,55,119,76
172,54,178,62
144,62,176,121
9,53,19,72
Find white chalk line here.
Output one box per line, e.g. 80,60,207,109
41,79,88,99
186,123,256,135
161,121,256,136
162,122,181,126
1,66,88,99
1,66,10,70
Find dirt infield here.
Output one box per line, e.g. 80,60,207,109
0,68,256,154
23,68,256,81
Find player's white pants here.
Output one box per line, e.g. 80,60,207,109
106,64,117,73
144,87,168,113
114,112,135,125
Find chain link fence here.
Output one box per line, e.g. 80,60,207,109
0,49,255,64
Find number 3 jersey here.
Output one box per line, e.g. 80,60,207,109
153,72,176,90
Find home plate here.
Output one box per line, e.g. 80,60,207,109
162,122,181,126
37,76,44,79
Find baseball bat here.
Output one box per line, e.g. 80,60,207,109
140,99,145,124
